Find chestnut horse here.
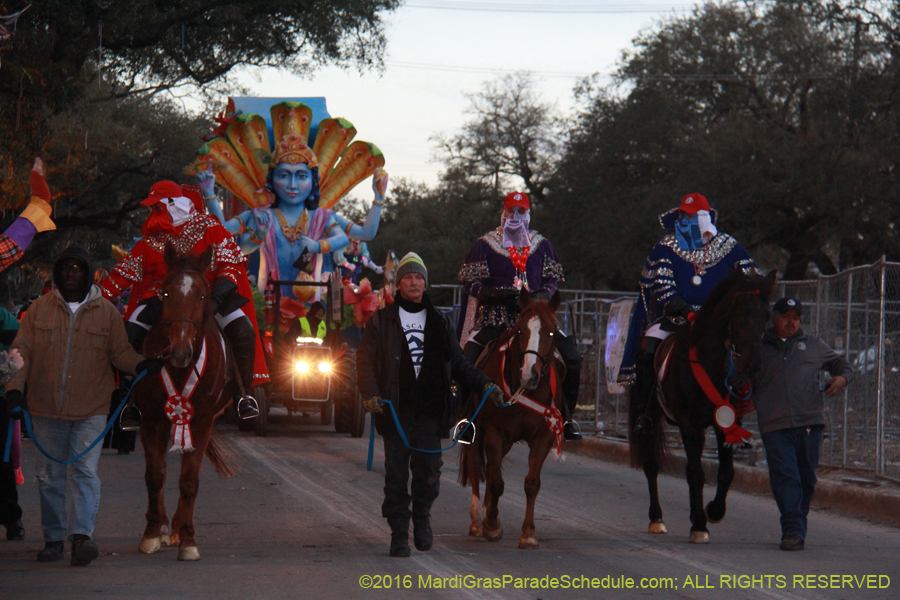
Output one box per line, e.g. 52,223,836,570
459,289,564,549
629,270,775,543
132,244,234,561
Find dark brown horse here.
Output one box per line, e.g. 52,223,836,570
459,289,564,549
630,270,775,543
133,244,234,561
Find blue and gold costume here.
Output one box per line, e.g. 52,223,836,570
618,207,757,385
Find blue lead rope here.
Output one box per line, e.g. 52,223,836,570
725,351,752,401
3,370,148,465
366,385,497,471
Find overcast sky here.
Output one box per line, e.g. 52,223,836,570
235,1,698,188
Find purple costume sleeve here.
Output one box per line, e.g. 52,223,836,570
458,239,490,297
532,238,564,296
4,218,37,252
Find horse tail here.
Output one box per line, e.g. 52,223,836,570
627,385,668,470
457,431,485,496
205,431,240,478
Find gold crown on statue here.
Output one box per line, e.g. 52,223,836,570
271,104,318,168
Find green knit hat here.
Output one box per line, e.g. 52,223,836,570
395,252,428,287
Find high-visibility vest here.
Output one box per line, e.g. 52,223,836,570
299,317,327,340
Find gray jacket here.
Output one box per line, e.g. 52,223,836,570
753,328,854,435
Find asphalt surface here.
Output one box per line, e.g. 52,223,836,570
2,410,899,599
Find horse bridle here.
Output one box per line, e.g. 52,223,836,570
504,314,559,394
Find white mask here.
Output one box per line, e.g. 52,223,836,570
164,196,196,227
501,210,531,248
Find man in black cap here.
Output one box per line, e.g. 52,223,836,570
5,245,162,566
753,297,853,552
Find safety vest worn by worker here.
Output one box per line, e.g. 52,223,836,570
299,317,327,340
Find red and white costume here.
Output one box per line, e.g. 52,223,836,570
100,185,269,383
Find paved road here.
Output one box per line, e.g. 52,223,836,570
3,410,899,599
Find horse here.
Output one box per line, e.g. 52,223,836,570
629,270,776,543
132,243,234,561
459,289,565,549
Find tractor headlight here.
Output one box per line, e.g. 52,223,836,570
318,361,331,373
295,361,310,373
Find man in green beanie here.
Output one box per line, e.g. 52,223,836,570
358,252,502,557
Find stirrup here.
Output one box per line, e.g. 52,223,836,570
451,419,475,445
120,405,142,431
238,395,259,420
633,414,653,434
563,420,582,441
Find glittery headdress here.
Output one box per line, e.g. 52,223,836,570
270,102,318,168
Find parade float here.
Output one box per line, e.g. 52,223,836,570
188,97,392,436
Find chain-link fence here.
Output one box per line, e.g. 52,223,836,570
437,260,900,481
772,259,900,481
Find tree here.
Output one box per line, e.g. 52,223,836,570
369,168,501,291
547,0,900,287
433,73,561,203
0,86,209,302
0,0,399,208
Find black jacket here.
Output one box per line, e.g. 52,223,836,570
357,293,491,435
754,327,854,435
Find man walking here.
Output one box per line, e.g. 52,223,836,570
358,252,501,557
754,297,852,551
5,245,160,565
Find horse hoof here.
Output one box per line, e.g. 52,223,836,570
177,545,201,561
689,531,710,544
168,533,181,548
138,536,161,554
160,525,171,547
705,502,726,524
469,525,483,537
518,536,539,549
648,521,668,534
483,527,503,542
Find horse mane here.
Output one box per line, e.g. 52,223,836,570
687,270,770,347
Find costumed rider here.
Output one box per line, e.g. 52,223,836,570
618,193,757,434
457,191,583,441
99,181,267,427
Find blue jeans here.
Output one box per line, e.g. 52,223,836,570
32,415,107,542
761,425,823,540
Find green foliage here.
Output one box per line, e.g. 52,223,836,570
0,0,399,207
369,168,502,288
546,0,900,286
0,87,208,301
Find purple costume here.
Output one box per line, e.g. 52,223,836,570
456,228,564,342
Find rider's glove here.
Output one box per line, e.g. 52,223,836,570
4,389,25,420
664,295,694,319
210,277,238,315
363,396,383,414
484,383,505,407
137,358,166,375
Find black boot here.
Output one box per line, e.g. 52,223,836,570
36,540,64,562
225,317,259,419
412,514,433,551
4,519,24,541
70,534,99,566
632,337,661,435
388,518,410,557
558,334,583,441
563,421,582,441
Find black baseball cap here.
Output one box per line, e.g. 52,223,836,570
773,297,803,315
